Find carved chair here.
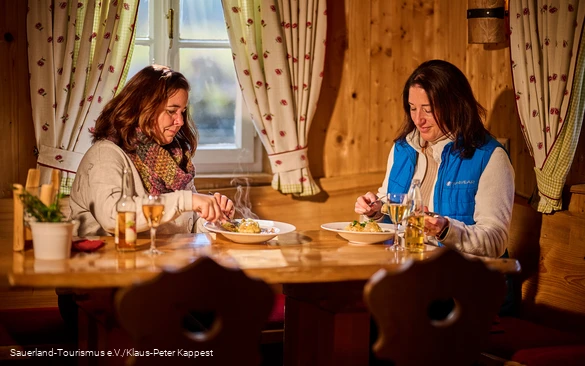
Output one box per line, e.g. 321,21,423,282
115,256,274,366
364,248,506,366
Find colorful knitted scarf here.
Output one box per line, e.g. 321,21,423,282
127,131,195,195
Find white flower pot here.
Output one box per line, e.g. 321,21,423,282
29,221,75,260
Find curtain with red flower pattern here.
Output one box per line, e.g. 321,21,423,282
27,0,138,192
222,0,326,196
510,1,585,213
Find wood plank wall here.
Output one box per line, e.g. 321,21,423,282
312,0,532,199
0,0,37,198
2,0,585,199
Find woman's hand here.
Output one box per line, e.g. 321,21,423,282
355,192,382,217
192,193,234,222
423,209,449,238
212,192,235,220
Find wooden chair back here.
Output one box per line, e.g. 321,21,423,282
115,256,275,366
12,168,60,251
364,248,507,366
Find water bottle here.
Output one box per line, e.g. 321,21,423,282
405,179,424,253
115,168,137,251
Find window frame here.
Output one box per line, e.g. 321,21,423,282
131,0,262,174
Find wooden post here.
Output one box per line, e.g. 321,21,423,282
51,168,61,201
24,169,40,241
12,184,25,251
39,184,53,206
13,168,42,250
25,168,40,196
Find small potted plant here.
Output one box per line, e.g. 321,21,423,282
17,190,74,260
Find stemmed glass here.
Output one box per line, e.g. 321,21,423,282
383,193,410,251
142,195,165,256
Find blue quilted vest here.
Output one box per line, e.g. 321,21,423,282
387,135,503,225
386,135,515,315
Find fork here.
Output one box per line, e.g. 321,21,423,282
369,198,382,207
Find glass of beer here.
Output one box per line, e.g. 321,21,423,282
142,195,165,256
384,193,410,251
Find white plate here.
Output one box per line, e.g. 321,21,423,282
204,219,296,244
321,222,396,245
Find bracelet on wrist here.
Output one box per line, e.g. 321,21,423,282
436,220,450,241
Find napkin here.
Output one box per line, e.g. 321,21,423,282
72,239,105,253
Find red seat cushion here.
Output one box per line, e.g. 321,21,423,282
0,308,74,346
267,293,285,324
512,345,585,366
486,317,585,359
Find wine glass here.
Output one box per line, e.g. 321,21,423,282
142,195,165,256
383,193,410,251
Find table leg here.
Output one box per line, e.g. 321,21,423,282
76,289,131,366
283,281,371,366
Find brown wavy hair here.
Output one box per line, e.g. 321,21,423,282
92,65,198,155
396,59,490,158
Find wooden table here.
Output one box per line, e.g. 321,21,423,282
6,230,520,366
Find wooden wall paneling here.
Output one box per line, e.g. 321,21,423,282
408,0,466,67
411,0,437,61
0,0,37,199
309,0,348,179
442,1,467,62
0,0,572,199
565,121,585,188
507,112,537,199
466,45,492,119
514,124,537,198
322,0,371,178
396,2,421,74
466,44,500,121
466,37,536,198
480,46,537,198
369,0,408,178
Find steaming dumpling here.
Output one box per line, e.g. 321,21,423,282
237,218,261,233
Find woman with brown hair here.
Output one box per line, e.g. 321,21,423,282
355,62,517,353
70,64,234,237
355,59,514,259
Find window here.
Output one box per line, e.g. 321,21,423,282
128,0,262,174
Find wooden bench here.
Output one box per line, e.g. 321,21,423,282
510,186,585,335
486,186,585,364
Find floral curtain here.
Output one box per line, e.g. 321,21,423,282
221,0,327,196
510,0,585,213
27,0,139,193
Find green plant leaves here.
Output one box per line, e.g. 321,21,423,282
17,190,64,223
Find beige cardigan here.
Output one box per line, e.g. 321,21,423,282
70,140,201,237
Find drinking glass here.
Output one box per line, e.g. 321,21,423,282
142,195,165,256
384,193,410,251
